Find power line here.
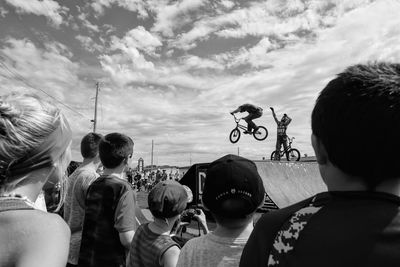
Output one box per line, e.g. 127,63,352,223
0,58,92,120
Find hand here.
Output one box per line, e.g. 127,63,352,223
193,209,206,224
230,112,234,115
193,209,209,234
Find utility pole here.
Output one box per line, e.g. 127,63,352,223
92,82,100,133
151,140,154,170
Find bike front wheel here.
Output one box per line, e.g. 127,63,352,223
229,128,241,143
253,126,268,141
287,148,301,161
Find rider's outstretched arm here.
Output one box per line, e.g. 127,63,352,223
270,107,279,124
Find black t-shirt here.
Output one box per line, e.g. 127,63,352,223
79,175,136,267
240,191,400,267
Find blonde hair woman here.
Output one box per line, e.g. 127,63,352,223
0,93,72,267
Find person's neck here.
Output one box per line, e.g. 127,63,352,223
213,217,254,239
102,169,123,179
148,218,175,235
80,158,99,171
6,169,50,203
322,163,400,196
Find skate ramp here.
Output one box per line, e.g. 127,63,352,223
254,161,327,208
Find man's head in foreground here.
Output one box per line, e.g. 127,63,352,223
311,62,400,190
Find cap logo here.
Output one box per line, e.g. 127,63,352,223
215,188,252,200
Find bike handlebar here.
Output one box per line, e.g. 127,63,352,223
231,114,240,123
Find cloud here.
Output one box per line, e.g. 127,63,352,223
181,55,224,70
0,6,9,17
151,0,207,37
4,0,68,27
77,12,100,33
76,35,103,52
172,0,374,51
220,0,235,10
213,37,280,69
90,0,148,18
110,26,162,56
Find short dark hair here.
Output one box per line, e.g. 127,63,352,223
99,133,134,169
311,62,400,188
80,132,103,159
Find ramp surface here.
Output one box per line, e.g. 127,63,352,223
254,161,327,208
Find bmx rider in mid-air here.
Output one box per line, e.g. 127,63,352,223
231,104,263,134
271,107,292,160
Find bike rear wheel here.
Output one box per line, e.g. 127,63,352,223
287,148,301,161
253,126,268,141
229,128,241,143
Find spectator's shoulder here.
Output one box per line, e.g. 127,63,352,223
256,196,314,231
25,211,70,246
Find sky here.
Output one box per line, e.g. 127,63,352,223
1,0,400,167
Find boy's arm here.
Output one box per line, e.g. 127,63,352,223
270,107,279,124
161,246,180,267
119,230,135,250
114,188,137,250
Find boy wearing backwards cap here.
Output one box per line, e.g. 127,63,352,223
176,154,265,267
128,180,188,267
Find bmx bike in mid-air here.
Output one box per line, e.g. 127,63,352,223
270,136,301,161
229,114,268,143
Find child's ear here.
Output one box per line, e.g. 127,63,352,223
311,134,328,165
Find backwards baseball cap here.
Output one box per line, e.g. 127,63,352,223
202,154,265,218
148,180,188,219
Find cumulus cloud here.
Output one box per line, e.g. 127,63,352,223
77,12,100,33
213,37,280,69
181,55,224,70
76,35,103,52
0,6,9,17
91,0,148,18
110,26,162,56
172,0,374,51
4,0,68,27
151,0,207,37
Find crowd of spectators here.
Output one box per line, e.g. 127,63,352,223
127,168,181,192
1,62,400,267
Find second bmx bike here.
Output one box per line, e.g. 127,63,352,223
229,114,268,143
270,136,301,161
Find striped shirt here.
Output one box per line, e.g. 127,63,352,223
128,223,179,267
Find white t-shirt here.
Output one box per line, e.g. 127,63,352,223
177,232,249,267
